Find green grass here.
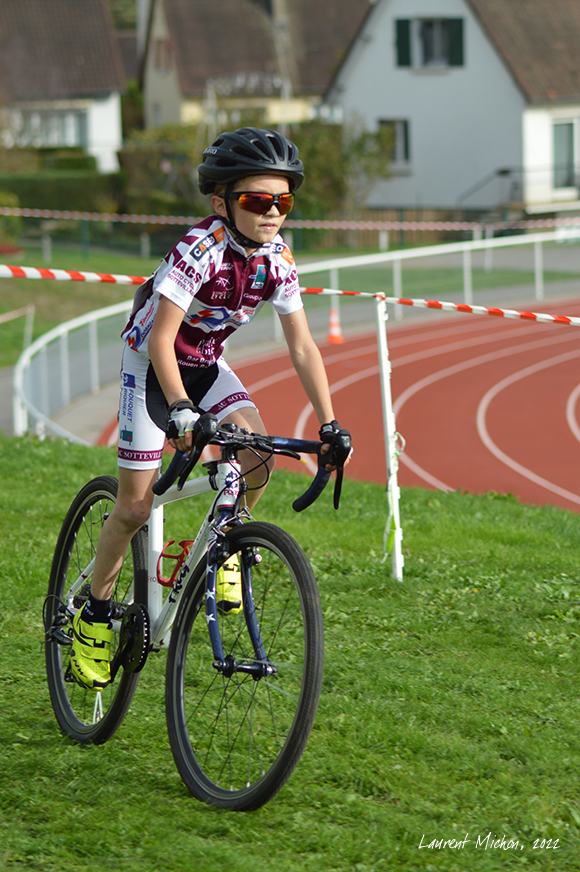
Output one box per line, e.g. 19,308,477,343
1,433,580,870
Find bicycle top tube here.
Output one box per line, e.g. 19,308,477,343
152,414,352,511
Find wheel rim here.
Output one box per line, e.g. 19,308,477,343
47,486,138,733
175,534,321,797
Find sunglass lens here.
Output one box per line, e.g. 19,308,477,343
237,193,294,215
277,194,294,215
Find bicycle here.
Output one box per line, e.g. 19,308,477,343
44,414,351,811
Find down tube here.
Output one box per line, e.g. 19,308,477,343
375,295,404,581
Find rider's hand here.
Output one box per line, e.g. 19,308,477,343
166,399,199,452
319,420,352,472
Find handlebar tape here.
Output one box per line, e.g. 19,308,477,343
152,413,218,496
152,450,189,496
292,464,331,512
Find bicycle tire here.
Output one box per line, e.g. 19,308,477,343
165,522,324,811
44,476,148,744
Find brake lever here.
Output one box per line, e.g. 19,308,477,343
329,431,352,510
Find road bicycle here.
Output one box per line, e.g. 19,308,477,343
44,414,351,811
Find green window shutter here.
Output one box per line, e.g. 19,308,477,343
447,18,464,66
395,19,411,67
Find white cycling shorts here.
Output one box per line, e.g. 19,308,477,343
116,345,257,470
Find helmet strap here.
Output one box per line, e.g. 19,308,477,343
222,182,266,251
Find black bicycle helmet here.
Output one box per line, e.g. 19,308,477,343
198,127,304,195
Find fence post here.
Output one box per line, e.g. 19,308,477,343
534,240,544,301
89,319,100,393
484,224,494,272
12,369,28,436
60,332,70,408
23,306,34,349
393,258,403,321
463,248,473,305
375,295,404,581
140,232,151,259
42,234,52,264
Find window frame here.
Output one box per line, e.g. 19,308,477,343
395,17,464,70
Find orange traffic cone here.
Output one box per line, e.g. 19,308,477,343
327,305,344,344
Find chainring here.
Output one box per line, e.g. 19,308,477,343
119,602,150,673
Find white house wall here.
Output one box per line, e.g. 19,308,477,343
524,104,580,209
327,0,526,211
143,0,183,128
87,93,123,173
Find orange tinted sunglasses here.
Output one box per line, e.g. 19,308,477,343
227,191,295,215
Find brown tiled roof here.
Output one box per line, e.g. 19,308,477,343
285,0,370,94
116,32,139,82
467,0,580,102
161,0,370,97
0,0,126,103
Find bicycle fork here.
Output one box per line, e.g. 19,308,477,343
204,457,276,680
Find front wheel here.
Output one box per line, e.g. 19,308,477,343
165,522,324,811
44,476,148,744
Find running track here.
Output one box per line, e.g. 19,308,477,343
233,297,580,512
99,297,580,512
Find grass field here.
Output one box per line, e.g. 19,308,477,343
1,433,580,870
1,243,580,368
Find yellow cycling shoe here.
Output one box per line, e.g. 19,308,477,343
70,604,113,690
216,554,243,616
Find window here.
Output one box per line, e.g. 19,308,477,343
380,119,410,165
396,18,464,68
153,39,172,73
553,122,576,189
8,109,87,149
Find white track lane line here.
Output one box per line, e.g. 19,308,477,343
566,383,580,445
391,331,580,491
476,349,580,506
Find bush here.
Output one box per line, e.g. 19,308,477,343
0,189,23,244
0,171,124,212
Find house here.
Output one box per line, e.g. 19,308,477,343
0,0,126,172
141,0,370,134
324,0,580,217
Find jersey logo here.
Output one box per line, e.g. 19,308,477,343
250,265,267,289
191,226,225,261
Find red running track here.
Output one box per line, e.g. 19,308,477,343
235,297,580,512
99,297,580,512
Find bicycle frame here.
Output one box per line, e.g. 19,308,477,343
58,429,349,680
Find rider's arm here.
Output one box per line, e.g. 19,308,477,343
279,307,335,424
279,308,340,470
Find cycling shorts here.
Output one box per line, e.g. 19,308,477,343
116,345,257,470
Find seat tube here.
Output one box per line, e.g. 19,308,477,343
147,502,164,622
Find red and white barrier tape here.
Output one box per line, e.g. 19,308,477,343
302,287,580,326
0,304,34,325
0,263,146,284
2,265,579,327
3,205,580,232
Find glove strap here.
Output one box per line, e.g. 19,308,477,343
168,398,196,414
319,420,341,441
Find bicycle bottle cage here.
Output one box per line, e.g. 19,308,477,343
157,540,194,587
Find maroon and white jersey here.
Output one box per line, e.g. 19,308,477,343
122,216,302,368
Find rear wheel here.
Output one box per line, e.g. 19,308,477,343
165,522,324,810
44,476,148,744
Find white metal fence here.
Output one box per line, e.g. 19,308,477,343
11,228,580,580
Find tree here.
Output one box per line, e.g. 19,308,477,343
120,117,393,220
290,119,393,218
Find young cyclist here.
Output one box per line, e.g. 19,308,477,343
70,127,350,690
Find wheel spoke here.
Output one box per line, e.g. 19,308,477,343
166,522,323,810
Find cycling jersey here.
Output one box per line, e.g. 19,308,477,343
122,215,302,368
